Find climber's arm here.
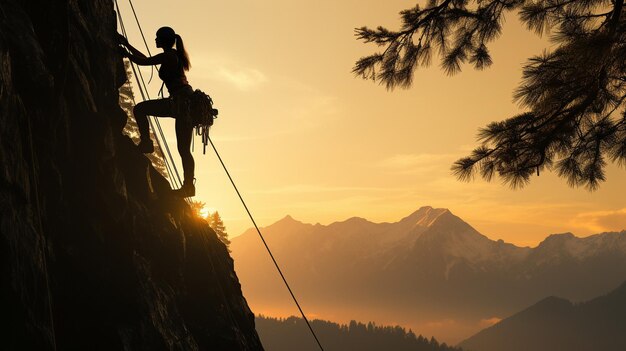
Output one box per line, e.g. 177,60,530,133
122,42,164,66
127,52,165,66
117,35,163,66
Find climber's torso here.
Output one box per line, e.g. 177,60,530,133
159,49,190,95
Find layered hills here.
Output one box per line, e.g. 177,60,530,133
231,206,626,343
459,281,626,351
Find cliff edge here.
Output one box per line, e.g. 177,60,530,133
0,1,263,350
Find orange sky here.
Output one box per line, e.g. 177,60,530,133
117,0,626,247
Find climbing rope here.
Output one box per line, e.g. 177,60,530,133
116,8,249,347
116,9,246,346
128,61,182,189
208,136,325,351
114,0,183,191
122,1,185,189
116,2,325,349
126,0,155,84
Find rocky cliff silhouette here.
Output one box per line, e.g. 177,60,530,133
0,1,263,350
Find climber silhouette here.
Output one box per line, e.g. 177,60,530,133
118,27,195,197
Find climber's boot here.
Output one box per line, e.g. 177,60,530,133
137,138,154,154
172,178,195,198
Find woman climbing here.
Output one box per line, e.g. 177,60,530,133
118,27,195,197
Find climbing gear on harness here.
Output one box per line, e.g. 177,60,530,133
173,89,219,154
191,90,218,127
192,90,218,155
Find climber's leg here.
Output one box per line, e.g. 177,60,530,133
132,98,173,153
173,115,195,197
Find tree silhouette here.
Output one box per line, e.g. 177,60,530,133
189,201,231,250
354,0,626,190
255,315,463,351
209,211,231,251
119,60,169,178
190,200,206,218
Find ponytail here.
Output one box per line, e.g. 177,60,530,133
175,34,191,71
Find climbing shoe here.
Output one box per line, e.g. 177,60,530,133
172,182,195,198
137,139,154,154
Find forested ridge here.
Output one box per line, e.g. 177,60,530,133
256,315,463,351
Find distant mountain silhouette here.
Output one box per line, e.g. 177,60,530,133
459,281,626,351
255,315,463,351
231,206,626,343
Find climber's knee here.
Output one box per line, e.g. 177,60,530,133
177,143,192,158
133,102,146,117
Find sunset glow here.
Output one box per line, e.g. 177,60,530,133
119,0,626,245
199,207,214,219
7,1,625,350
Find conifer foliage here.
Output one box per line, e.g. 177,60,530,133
208,211,231,251
255,315,463,351
190,201,231,250
354,0,626,190
190,200,206,218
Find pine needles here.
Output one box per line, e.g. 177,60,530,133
355,0,626,190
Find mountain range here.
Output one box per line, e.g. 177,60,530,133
459,281,626,351
230,206,626,343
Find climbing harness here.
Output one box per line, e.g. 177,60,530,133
173,89,219,154
116,1,325,350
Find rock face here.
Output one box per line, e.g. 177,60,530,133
0,1,263,350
